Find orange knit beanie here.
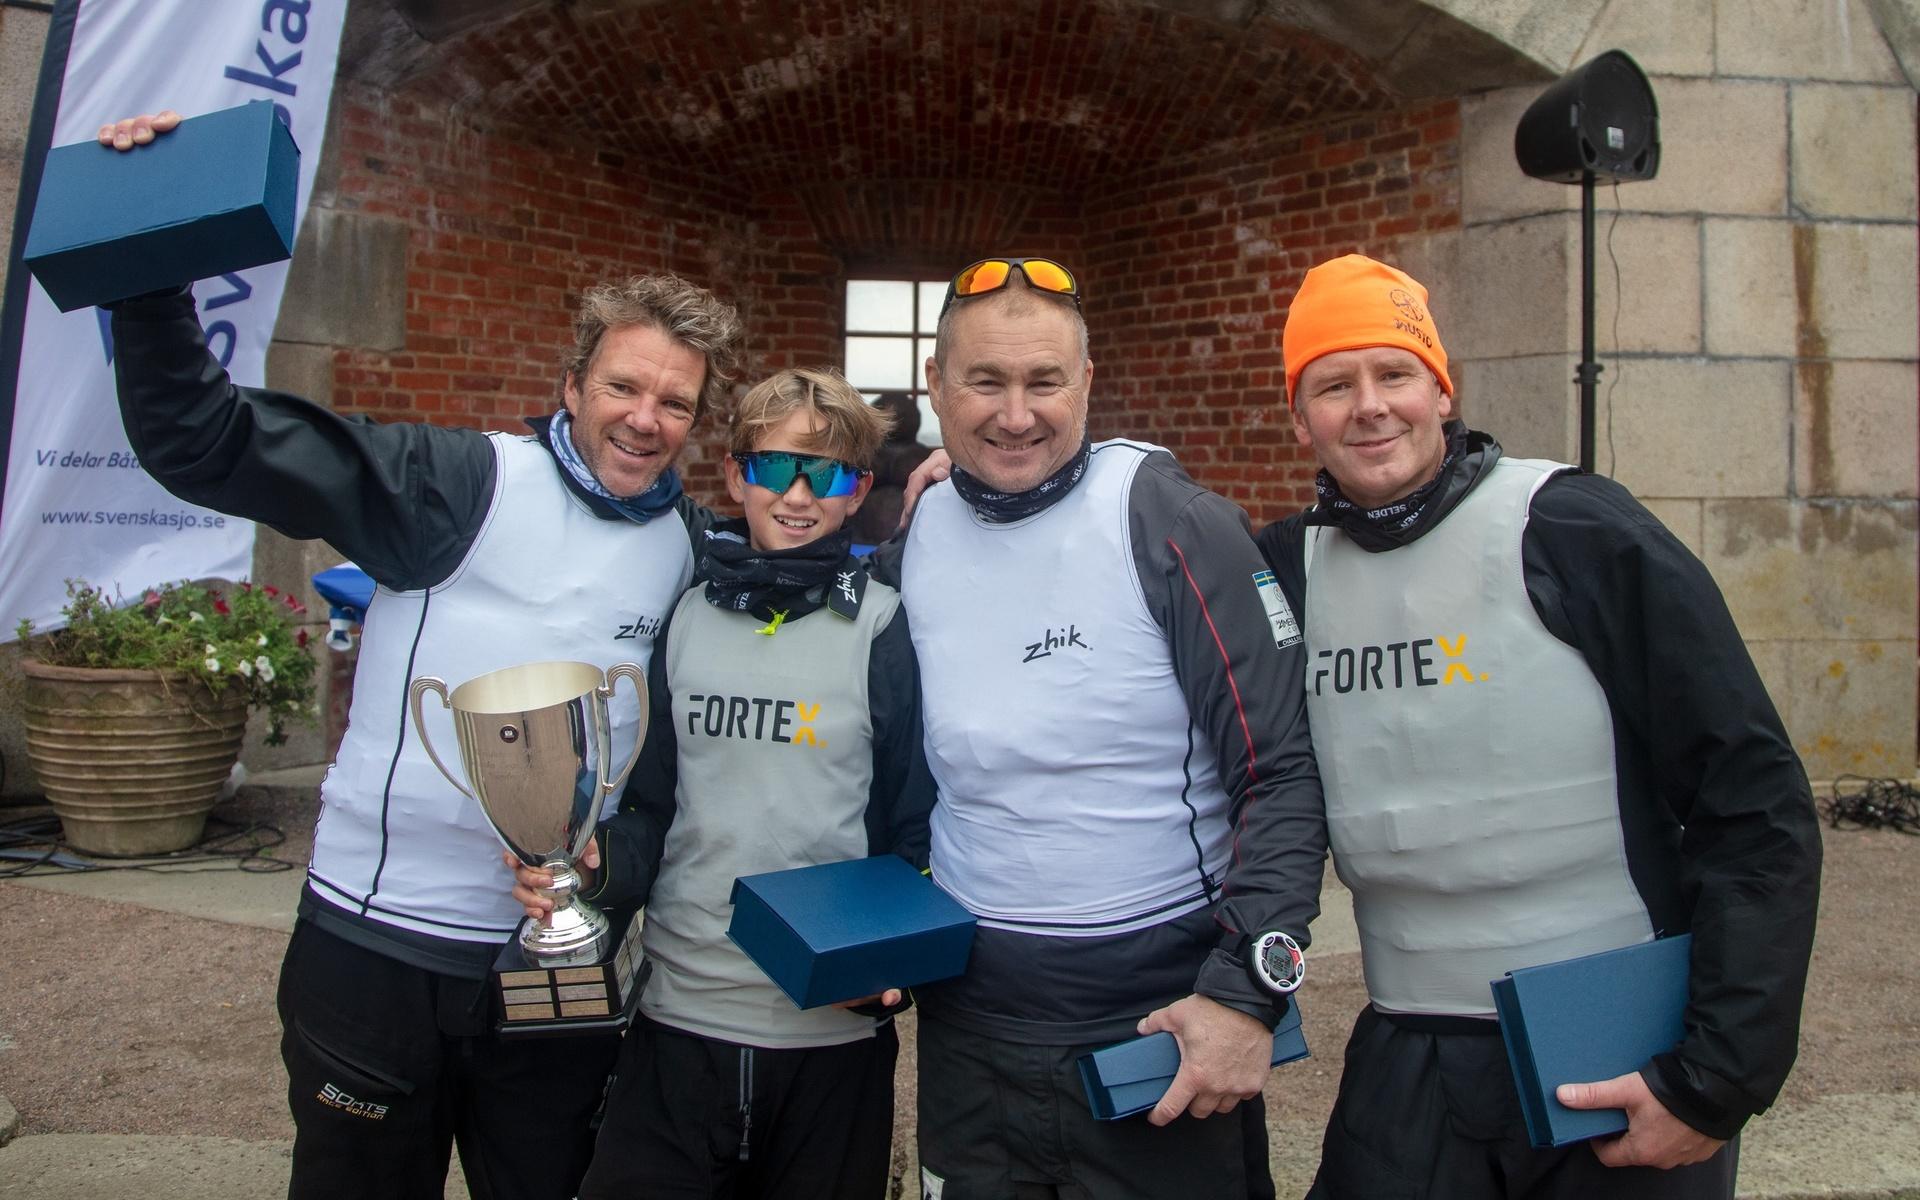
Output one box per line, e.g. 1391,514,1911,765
1283,254,1452,405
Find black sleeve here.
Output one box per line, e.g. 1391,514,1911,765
585,609,682,909
1130,454,1327,1026
864,521,910,589
1523,473,1822,1139
1253,513,1310,619
844,602,934,1021
862,605,935,869
109,288,496,591
674,494,726,565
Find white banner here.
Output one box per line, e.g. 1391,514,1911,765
0,0,344,637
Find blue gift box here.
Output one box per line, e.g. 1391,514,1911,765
1492,934,1692,1147
1078,1000,1310,1120
24,100,299,312
727,855,976,1009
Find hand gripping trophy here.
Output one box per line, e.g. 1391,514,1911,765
410,660,648,1033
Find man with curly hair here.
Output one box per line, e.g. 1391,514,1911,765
101,109,744,1195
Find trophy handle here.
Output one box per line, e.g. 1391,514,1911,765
407,676,475,801
597,662,649,798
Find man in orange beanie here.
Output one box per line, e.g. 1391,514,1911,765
1257,254,1820,1199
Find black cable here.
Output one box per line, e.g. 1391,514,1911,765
1820,775,1920,834
1602,181,1623,477
0,809,297,876
1,1,58,13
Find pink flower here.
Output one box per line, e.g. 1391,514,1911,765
143,591,162,609
263,585,280,597
296,629,309,648
214,598,231,616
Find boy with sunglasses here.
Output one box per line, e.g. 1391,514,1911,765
515,368,934,1200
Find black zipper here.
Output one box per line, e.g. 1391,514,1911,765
738,1045,754,1162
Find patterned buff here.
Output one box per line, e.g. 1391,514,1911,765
546,409,683,523
702,524,856,625
948,433,1093,524
1307,421,1498,551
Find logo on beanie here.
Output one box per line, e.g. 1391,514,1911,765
1389,288,1427,323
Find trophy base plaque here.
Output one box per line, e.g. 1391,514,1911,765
493,909,646,1038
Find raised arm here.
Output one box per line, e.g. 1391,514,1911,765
112,289,496,591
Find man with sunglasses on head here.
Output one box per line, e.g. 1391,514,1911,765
105,107,742,1200
1258,255,1819,1199
874,258,1327,1199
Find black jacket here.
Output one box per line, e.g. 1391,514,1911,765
1256,433,1821,1140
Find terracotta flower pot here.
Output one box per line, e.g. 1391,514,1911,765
20,659,249,856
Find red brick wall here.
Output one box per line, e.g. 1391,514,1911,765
1084,100,1461,526
323,82,753,503
316,81,1460,524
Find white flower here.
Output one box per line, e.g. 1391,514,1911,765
204,657,220,672
187,611,205,623
237,658,254,677
155,615,172,625
256,634,269,647
254,656,275,683
204,644,217,655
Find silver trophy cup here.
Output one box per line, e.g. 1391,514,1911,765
408,660,646,968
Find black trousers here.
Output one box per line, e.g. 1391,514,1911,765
276,920,618,1200
916,1012,1274,1200
578,1015,899,1200
1308,1006,1738,1200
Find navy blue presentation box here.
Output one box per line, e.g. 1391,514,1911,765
727,855,976,1009
24,100,299,312
1492,934,1693,1147
1078,1000,1310,1120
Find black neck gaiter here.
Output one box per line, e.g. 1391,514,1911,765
949,434,1093,524
1306,422,1504,552
701,524,855,624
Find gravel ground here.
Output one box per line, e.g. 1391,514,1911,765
0,823,1910,1193
0,884,291,1141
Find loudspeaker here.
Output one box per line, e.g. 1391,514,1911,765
1514,50,1660,184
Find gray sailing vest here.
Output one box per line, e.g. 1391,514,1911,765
640,578,901,1048
1303,457,1653,1016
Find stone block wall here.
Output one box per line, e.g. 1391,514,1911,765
1421,0,1918,780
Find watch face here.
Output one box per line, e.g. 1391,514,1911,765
1255,931,1305,994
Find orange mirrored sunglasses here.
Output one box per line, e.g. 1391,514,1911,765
940,258,1081,317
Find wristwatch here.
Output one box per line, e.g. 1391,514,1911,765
1243,930,1306,998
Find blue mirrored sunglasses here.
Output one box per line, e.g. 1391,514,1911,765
732,450,867,499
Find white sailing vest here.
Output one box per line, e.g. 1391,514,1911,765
641,581,899,1048
1304,457,1653,1015
308,434,691,940
904,441,1232,937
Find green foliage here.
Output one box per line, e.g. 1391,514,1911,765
18,579,320,746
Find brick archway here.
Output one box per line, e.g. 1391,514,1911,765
318,0,1552,519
